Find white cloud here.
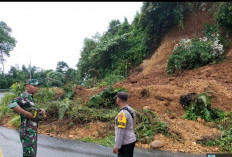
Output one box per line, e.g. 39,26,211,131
0,2,142,73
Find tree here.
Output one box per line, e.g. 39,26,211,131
56,61,69,74
77,37,98,82
46,71,65,87
0,21,17,75
9,66,17,79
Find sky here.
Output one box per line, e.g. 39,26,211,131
0,2,142,73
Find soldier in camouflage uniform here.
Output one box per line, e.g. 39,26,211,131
8,79,46,157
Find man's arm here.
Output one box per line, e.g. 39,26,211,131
113,112,127,154
114,127,126,149
12,106,33,119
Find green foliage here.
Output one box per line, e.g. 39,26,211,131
40,100,60,119
80,134,115,147
204,23,231,50
0,74,15,89
135,109,169,144
217,127,232,152
96,74,125,87
46,71,65,87
67,106,118,124
56,61,69,74
87,87,127,109
219,36,230,50
10,82,25,95
63,84,75,99
58,98,71,120
216,2,232,29
76,2,212,84
199,112,232,152
0,21,17,56
0,92,17,115
166,37,224,74
34,87,53,104
8,114,21,129
182,92,226,122
204,24,219,40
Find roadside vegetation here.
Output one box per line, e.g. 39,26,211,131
181,91,232,153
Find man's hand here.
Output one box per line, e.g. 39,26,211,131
40,108,46,117
25,111,33,119
113,147,118,154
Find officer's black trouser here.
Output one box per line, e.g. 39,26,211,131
118,141,136,157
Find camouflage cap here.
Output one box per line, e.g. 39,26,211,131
26,79,39,86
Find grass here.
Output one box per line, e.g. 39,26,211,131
79,134,115,147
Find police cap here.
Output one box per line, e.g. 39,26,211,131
116,92,128,101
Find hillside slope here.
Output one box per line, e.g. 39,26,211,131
113,10,232,153
3,10,232,154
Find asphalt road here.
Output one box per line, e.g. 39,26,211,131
0,127,207,157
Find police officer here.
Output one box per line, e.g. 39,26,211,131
113,92,137,157
8,79,46,157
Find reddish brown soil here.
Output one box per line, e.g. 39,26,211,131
113,10,232,153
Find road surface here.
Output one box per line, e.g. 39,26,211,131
0,127,206,157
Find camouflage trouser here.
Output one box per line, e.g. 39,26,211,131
19,127,38,157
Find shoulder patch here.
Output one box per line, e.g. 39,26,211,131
117,112,127,128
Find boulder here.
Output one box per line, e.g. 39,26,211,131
150,140,164,149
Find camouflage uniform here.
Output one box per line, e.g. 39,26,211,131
8,79,39,157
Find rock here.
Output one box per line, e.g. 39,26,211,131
179,92,197,109
150,140,164,149
170,115,176,119
197,117,205,124
143,106,151,110
68,135,74,138
168,77,175,81
140,89,150,97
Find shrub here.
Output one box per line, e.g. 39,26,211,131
34,87,65,104
87,87,128,109
34,87,53,104
62,82,76,99
10,82,25,95
58,98,71,120
8,114,21,129
96,74,125,87
182,92,226,122
46,71,65,87
0,92,17,115
166,36,224,74
216,2,232,28
135,109,169,144
67,106,118,124
199,112,232,152
50,87,65,100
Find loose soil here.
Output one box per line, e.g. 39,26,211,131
2,10,232,153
